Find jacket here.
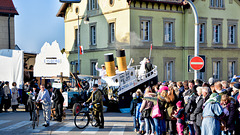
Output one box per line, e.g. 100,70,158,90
185,93,197,121
145,63,153,72
52,89,64,104
191,95,204,126
130,97,142,116
227,99,239,131
86,89,103,111
3,84,10,97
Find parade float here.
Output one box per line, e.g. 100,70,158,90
102,49,158,109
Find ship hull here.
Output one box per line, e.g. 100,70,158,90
118,75,158,108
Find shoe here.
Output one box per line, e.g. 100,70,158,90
93,123,100,127
30,118,32,121
99,126,104,129
44,123,49,127
42,123,47,126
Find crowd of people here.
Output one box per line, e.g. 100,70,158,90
130,77,240,135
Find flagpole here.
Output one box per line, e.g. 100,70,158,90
78,15,80,74
149,44,152,59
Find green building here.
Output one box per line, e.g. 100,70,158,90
57,0,240,82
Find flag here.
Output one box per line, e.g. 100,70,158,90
79,46,84,55
150,44,153,50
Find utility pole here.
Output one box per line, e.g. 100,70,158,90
184,0,199,80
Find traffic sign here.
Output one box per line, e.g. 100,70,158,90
190,56,204,70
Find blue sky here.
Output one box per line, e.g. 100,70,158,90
13,0,65,53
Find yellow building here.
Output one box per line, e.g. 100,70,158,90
57,0,240,82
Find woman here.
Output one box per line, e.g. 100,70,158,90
11,82,19,112
201,93,223,135
140,87,155,135
165,86,177,135
191,87,203,135
144,86,168,135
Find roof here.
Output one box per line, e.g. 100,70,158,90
0,0,18,15
56,3,69,17
128,0,183,5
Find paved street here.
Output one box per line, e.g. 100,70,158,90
0,106,135,135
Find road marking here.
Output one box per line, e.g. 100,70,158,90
0,120,11,125
109,124,126,135
29,121,58,132
51,121,75,133
81,126,99,134
0,121,32,131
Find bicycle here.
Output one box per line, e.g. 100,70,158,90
32,99,40,129
74,103,96,129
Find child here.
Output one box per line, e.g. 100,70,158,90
173,101,185,135
136,101,145,134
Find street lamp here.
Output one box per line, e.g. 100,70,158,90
183,0,200,80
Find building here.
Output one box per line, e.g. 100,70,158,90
0,0,18,49
57,0,240,82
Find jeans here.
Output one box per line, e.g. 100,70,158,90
188,124,195,135
145,117,155,134
133,116,137,129
42,104,51,124
153,118,166,135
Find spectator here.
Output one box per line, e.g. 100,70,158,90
201,93,223,135
173,101,185,135
3,82,11,112
0,81,4,113
11,82,19,112
52,89,64,122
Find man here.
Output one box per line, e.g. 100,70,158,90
52,89,64,122
0,81,4,113
95,63,106,77
85,84,104,129
36,85,51,127
145,58,153,73
3,82,11,112
27,86,38,121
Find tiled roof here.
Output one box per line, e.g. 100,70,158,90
0,0,18,15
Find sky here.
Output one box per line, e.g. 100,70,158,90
13,0,65,53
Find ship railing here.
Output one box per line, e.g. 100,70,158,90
131,65,158,82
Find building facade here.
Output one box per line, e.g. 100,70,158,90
0,0,18,49
57,0,240,82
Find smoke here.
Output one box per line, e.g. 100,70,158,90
130,32,143,46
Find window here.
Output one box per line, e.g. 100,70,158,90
163,18,175,45
110,0,114,6
228,61,235,79
199,72,205,80
74,28,78,46
229,25,235,44
213,61,220,80
213,24,220,43
163,57,175,81
91,61,97,76
210,0,224,8
90,25,96,45
141,20,150,41
109,22,115,43
199,23,205,43
88,0,98,10
165,22,173,42
166,61,173,81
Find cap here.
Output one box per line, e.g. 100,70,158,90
101,64,105,67
93,84,98,88
158,86,169,93
176,101,183,108
233,83,240,90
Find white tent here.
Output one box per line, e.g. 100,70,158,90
34,41,70,77
0,49,24,89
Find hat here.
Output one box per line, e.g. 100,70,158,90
101,64,105,67
132,93,137,98
176,101,183,108
93,84,98,88
158,86,168,93
208,77,214,85
233,83,240,90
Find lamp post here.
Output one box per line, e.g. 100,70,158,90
77,15,80,74
184,0,199,80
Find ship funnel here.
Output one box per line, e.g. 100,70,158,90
104,53,116,76
116,49,127,71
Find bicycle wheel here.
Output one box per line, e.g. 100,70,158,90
74,112,90,129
